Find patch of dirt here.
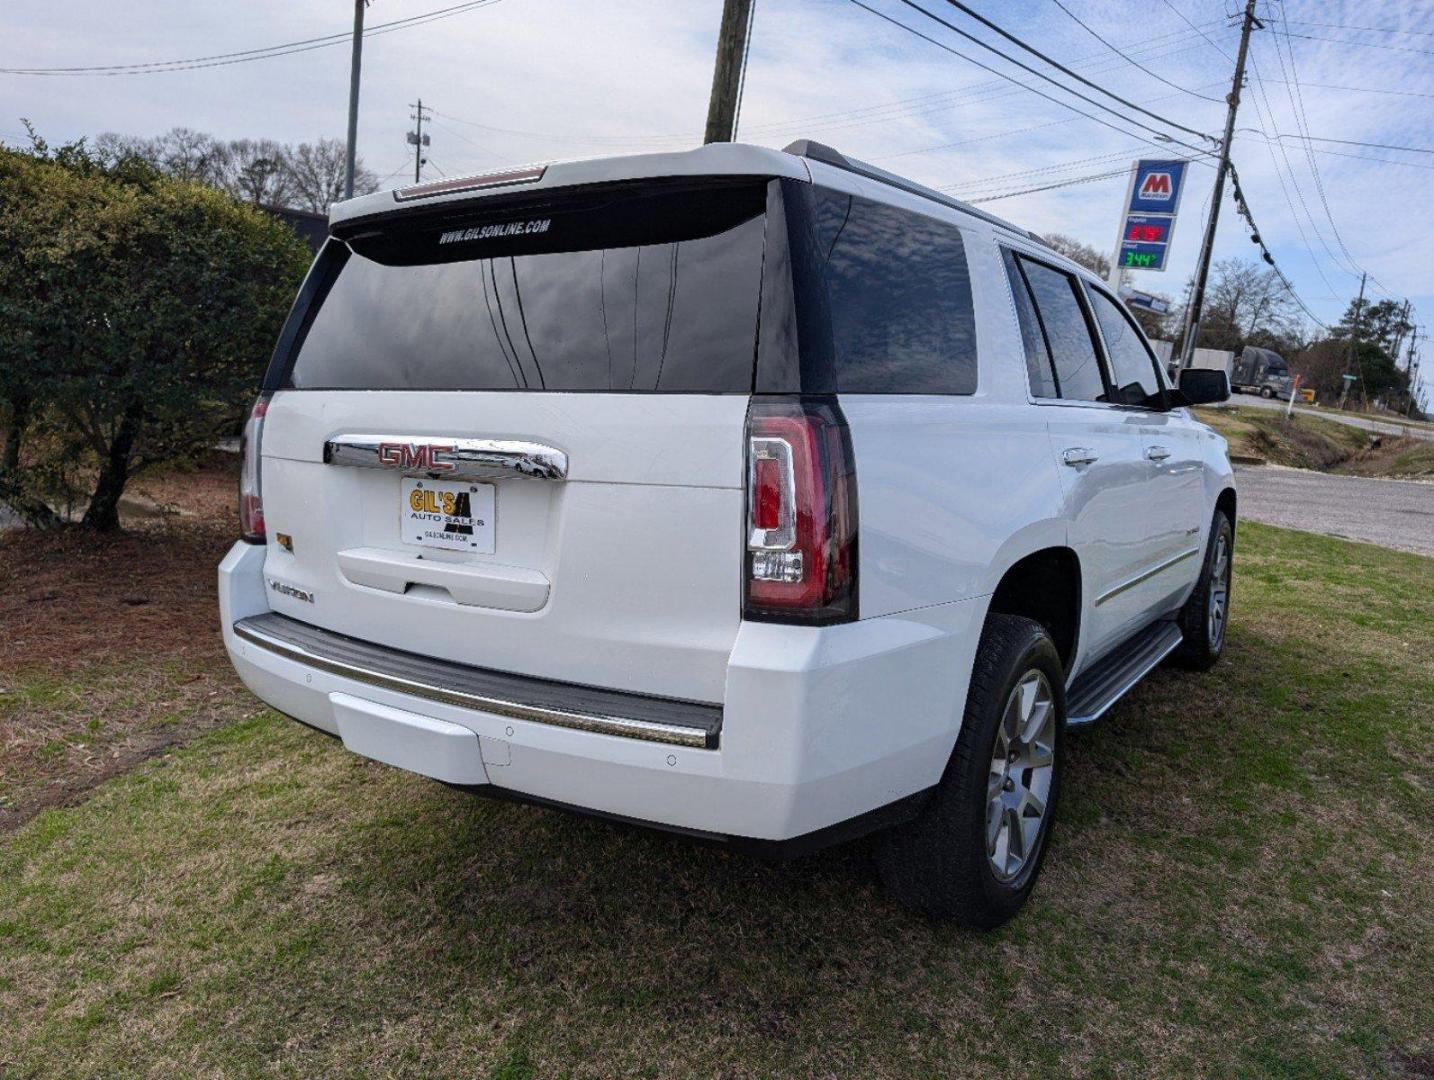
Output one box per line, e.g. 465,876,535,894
1241,414,1365,470
0,455,251,831
1339,437,1434,479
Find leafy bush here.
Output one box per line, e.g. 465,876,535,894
0,135,312,530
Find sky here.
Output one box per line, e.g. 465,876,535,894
3,0,1431,399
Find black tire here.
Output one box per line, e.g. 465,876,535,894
1170,509,1234,671
1261,386,1275,399
875,615,1066,929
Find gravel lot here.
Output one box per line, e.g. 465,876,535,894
1234,464,1434,556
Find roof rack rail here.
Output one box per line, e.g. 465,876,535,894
783,139,1052,250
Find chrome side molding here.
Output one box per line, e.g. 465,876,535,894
323,434,568,481
1095,547,1200,607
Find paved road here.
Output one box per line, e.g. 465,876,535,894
1234,464,1434,556
1214,395,1434,442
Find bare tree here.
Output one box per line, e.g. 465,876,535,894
217,139,294,205
284,138,378,213
1045,233,1112,279
1200,258,1303,352
95,127,229,186
93,129,379,212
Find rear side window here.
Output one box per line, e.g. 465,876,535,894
1009,255,1107,403
1088,287,1163,407
814,190,977,394
1003,250,1059,398
284,184,766,392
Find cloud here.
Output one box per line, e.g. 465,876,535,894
2,0,1431,336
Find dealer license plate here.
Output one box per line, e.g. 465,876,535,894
400,477,495,553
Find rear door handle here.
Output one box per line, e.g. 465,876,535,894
1062,447,1099,466
1146,445,1172,462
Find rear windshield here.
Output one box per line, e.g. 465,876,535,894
284,183,766,393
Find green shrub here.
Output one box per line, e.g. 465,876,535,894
0,134,311,530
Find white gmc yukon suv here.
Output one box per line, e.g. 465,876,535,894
221,140,1236,927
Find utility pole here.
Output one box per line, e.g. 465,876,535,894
1406,326,1421,417
1339,271,1367,411
408,99,431,184
704,0,756,144
344,0,367,200
1390,299,1413,371
1177,0,1262,369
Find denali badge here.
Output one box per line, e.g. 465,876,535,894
267,578,315,603
377,442,457,472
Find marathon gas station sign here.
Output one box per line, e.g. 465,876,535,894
1115,160,1188,272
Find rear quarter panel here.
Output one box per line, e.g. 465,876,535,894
841,228,1067,619
842,398,1066,618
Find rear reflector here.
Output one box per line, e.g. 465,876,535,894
743,398,858,625
394,165,547,202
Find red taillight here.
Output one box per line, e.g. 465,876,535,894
239,395,270,543
744,398,857,624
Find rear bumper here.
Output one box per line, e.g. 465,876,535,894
220,541,984,843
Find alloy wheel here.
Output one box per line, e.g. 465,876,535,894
1207,530,1231,651
986,670,1057,884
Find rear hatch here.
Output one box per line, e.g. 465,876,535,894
256,180,770,703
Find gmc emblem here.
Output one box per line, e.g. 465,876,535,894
377,442,457,471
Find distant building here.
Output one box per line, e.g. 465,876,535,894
260,205,327,255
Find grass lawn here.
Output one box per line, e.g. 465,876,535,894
1,522,1430,1078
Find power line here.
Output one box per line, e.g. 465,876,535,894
1045,0,1223,103
732,21,1221,138
846,0,1214,160
968,165,1140,203
1242,48,1345,301
940,146,1175,194
1159,0,1235,61
0,0,507,76
1259,16,1369,287
429,23,1224,152
1283,19,1434,40
958,153,1215,205
1263,142,1434,172
885,116,1071,158
425,118,505,163
884,78,1223,160
1271,2,1394,298
1281,31,1434,58
1257,79,1434,102
1270,133,1434,157
904,0,1216,141
1227,161,1328,329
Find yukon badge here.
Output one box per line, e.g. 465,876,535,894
267,578,315,604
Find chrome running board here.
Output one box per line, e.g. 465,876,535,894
1065,620,1183,728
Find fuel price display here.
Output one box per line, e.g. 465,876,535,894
1125,218,1170,244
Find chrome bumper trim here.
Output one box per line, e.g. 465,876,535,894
233,615,714,749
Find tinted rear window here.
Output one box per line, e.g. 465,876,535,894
1016,257,1108,403
285,184,766,392
813,190,977,394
